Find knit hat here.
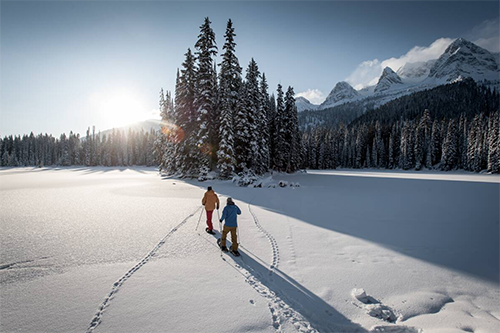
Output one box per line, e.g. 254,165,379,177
227,197,234,204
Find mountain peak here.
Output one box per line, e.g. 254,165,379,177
320,81,360,108
444,38,488,56
374,67,403,93
428,38,499,82
295,96,319,112
382,66,396,75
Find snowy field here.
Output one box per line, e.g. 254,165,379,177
0,167,499,333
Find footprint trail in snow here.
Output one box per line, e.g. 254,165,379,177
86,207,201,333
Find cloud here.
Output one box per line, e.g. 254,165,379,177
346,38,454,90
466,17,499,53
295,89,325,104
345,59,382,90
381,38,454,72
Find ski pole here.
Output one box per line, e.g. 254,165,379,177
217,209,221,229
217,209,223,255
237,225,241,247
195,206,203,231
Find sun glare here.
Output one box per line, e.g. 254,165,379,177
90,90,153,129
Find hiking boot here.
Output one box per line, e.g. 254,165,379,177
221,246,228,252
205,228,215,235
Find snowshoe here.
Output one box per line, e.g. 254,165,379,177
230,249,241,257
217,238,229,252
205,228,215,235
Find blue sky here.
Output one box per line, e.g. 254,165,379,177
1,1,498,136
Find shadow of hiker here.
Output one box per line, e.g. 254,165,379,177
200,231,367,333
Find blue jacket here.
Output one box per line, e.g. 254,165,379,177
220,204,241,227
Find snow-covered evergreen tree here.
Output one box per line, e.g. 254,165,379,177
234,81,251,171
216,19,241,178
284,86,300,172
194,17,218,179
244,59,264,174
441,119,458,171
175,49,197,176
268,93,276,163
415,109,431,170
257,73,270,174
487,111,499,173
272,84,287,171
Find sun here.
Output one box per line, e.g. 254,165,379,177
90,90,152,129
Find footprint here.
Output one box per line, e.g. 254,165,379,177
351,288,397,323
249,299,255,305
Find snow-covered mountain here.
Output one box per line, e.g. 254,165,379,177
319,81,360,109
374,67,404,93
396,59,437,82
295,96,319,112
317,38,499,111
426,38,500,83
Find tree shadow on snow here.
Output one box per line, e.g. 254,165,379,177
184,173,500,284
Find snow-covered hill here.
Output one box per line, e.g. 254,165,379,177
316,38,499,111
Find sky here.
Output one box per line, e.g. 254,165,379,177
1,0,499,137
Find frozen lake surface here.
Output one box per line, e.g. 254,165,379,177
1,167,499,333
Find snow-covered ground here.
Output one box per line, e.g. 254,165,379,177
0,167,499,333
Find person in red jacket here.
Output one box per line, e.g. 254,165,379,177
201,186,219,235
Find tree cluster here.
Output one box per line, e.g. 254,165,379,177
156,18,301,179
0,127,158,167
303,111,500,173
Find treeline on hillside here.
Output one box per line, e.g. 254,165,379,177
299,79,499,131
299,101,367,131
0,127,158,167
301,81,500,173
302,111,499,173
156,18,301,180
351,79,499,125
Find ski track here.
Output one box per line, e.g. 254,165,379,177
86,207,201,333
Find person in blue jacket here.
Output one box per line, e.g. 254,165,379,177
219,197,241,256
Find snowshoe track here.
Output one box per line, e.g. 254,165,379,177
248,203,280,275
247,204,319,333
86,207,201,333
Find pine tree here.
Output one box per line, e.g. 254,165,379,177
258,73,271,174
441,119,458,170
268,93,276,164
458,114,467,169
234,82,251,171
244,59,264,174
284,86,300,172
175,49,197,175
427,120,440,167
272,84,287,171
194,17,218,179
415,109,431,170
217,19,241,178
